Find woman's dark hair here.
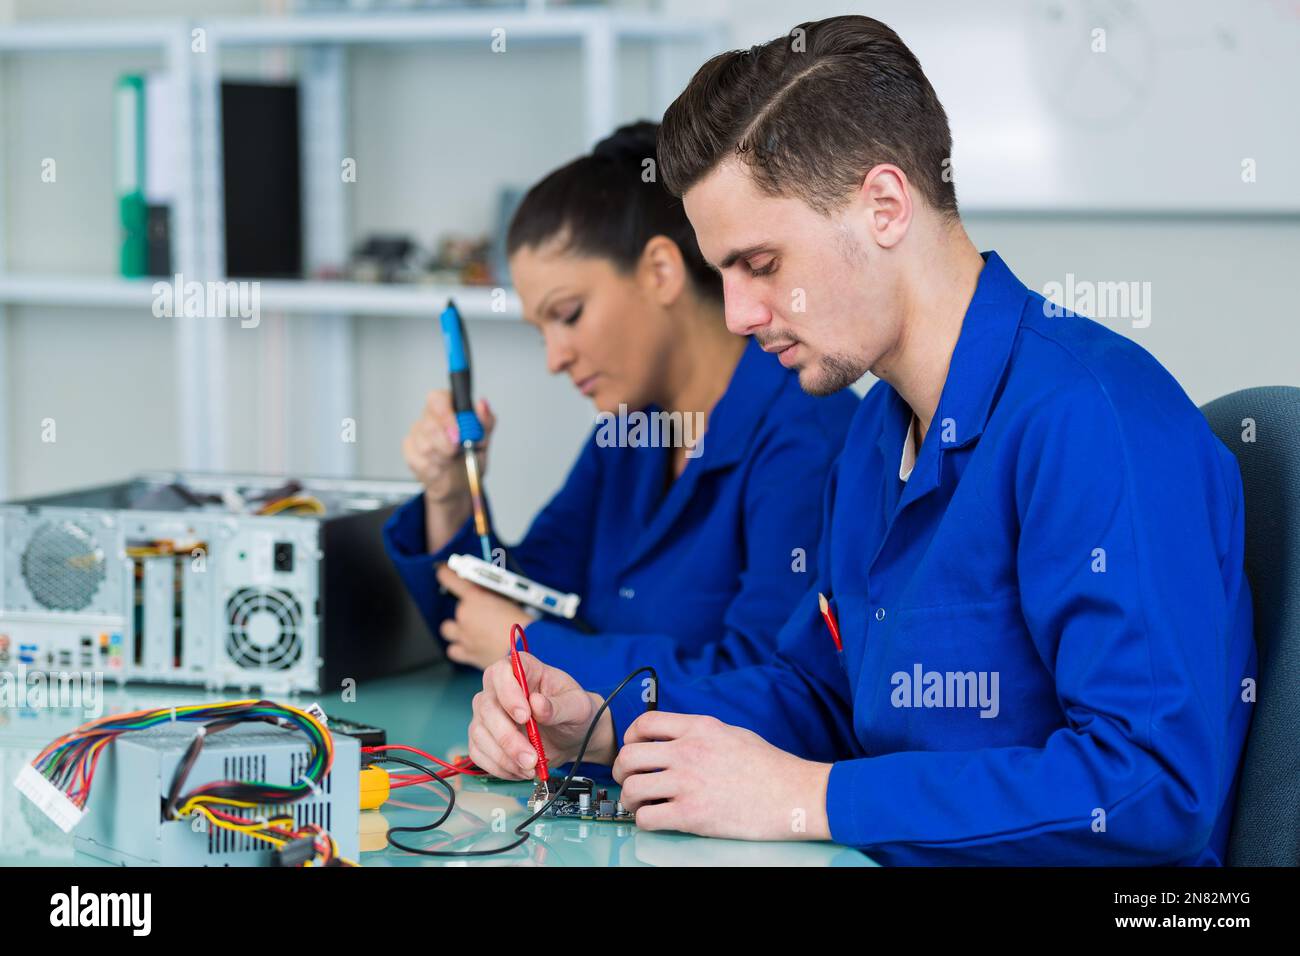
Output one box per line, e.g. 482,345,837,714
505,120,722,302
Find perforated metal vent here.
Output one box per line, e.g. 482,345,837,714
20,520,107,611
224,587,304,670
202,751,332,855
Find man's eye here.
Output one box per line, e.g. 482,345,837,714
746,259,776,278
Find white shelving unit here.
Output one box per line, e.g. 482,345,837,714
0,7,727,494
0,273,522,317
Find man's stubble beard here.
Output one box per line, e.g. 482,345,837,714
801,350,870,396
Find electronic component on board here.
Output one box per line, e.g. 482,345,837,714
538,777,634,823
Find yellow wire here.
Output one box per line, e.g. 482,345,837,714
257,496,325,516
176,794,262,814
61,699,341,863
191,806,290,850
190,806,362,865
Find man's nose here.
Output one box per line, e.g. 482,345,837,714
723,277,773,336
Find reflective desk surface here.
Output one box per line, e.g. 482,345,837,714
0,664,873,867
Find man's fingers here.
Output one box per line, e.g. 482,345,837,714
487,660,532,725
611,740,673,782
632,801,680,833
529,686,590,728
482,711,537,774
468,721,522,780
476,679,540,773
623,710,699,744
618,769,679,811
527,652,581,697
467,738,521,781
465,735,511,780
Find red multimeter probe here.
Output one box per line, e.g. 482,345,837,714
508,623,550,792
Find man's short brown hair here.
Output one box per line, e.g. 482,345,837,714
659,15,957,218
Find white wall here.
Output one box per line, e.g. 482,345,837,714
962,215,1300,406
2,0,1297,541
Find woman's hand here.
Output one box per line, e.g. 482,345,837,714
436,564,532,670
401,390,496,503
404,390,496,551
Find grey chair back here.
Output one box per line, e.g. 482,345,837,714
1201,386,1300,866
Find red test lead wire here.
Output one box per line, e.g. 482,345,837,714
508,623,549,783
363,745,484,780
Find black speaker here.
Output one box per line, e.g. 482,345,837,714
221,81,303,278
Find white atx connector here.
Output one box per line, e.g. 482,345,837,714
14,763,84,833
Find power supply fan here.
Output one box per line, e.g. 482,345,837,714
20,520,107,612
224,587,304,671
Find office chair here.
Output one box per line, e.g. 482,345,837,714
1201,385,1300,866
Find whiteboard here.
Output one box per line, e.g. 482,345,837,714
778,0,1300,212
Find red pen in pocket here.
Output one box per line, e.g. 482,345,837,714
817,592,843,652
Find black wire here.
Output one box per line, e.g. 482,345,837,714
163,717,244,820
158,704,331,820
384,665,658,858
374,755,457,835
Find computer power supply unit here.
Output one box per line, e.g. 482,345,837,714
0,471,438,694
72,721,360,867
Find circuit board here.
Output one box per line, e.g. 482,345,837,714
530,776,634,823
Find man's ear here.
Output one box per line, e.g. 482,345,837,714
637,235,689,306
858,163,913,250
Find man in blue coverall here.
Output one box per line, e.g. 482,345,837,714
465,15,1257,864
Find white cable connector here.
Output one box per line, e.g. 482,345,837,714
13,764,84,833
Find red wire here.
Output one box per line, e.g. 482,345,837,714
77,739,113,808
362,745,485,776
360,623,549,790
509,623,549,783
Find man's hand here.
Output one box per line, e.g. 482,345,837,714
613,712,833,842
467,653,616,779
435,564,532,669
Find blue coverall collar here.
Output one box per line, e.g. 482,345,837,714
877,250,1030,485
621,336,788,570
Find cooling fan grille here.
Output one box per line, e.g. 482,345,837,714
20,520,107,612
224,587,304,671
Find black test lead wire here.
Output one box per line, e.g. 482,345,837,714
384,665,658,858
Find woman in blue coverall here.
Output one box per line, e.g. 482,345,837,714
383,121,858,692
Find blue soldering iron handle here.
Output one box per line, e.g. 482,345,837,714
439,299,485,444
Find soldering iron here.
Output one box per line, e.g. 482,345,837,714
439,299,493,562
